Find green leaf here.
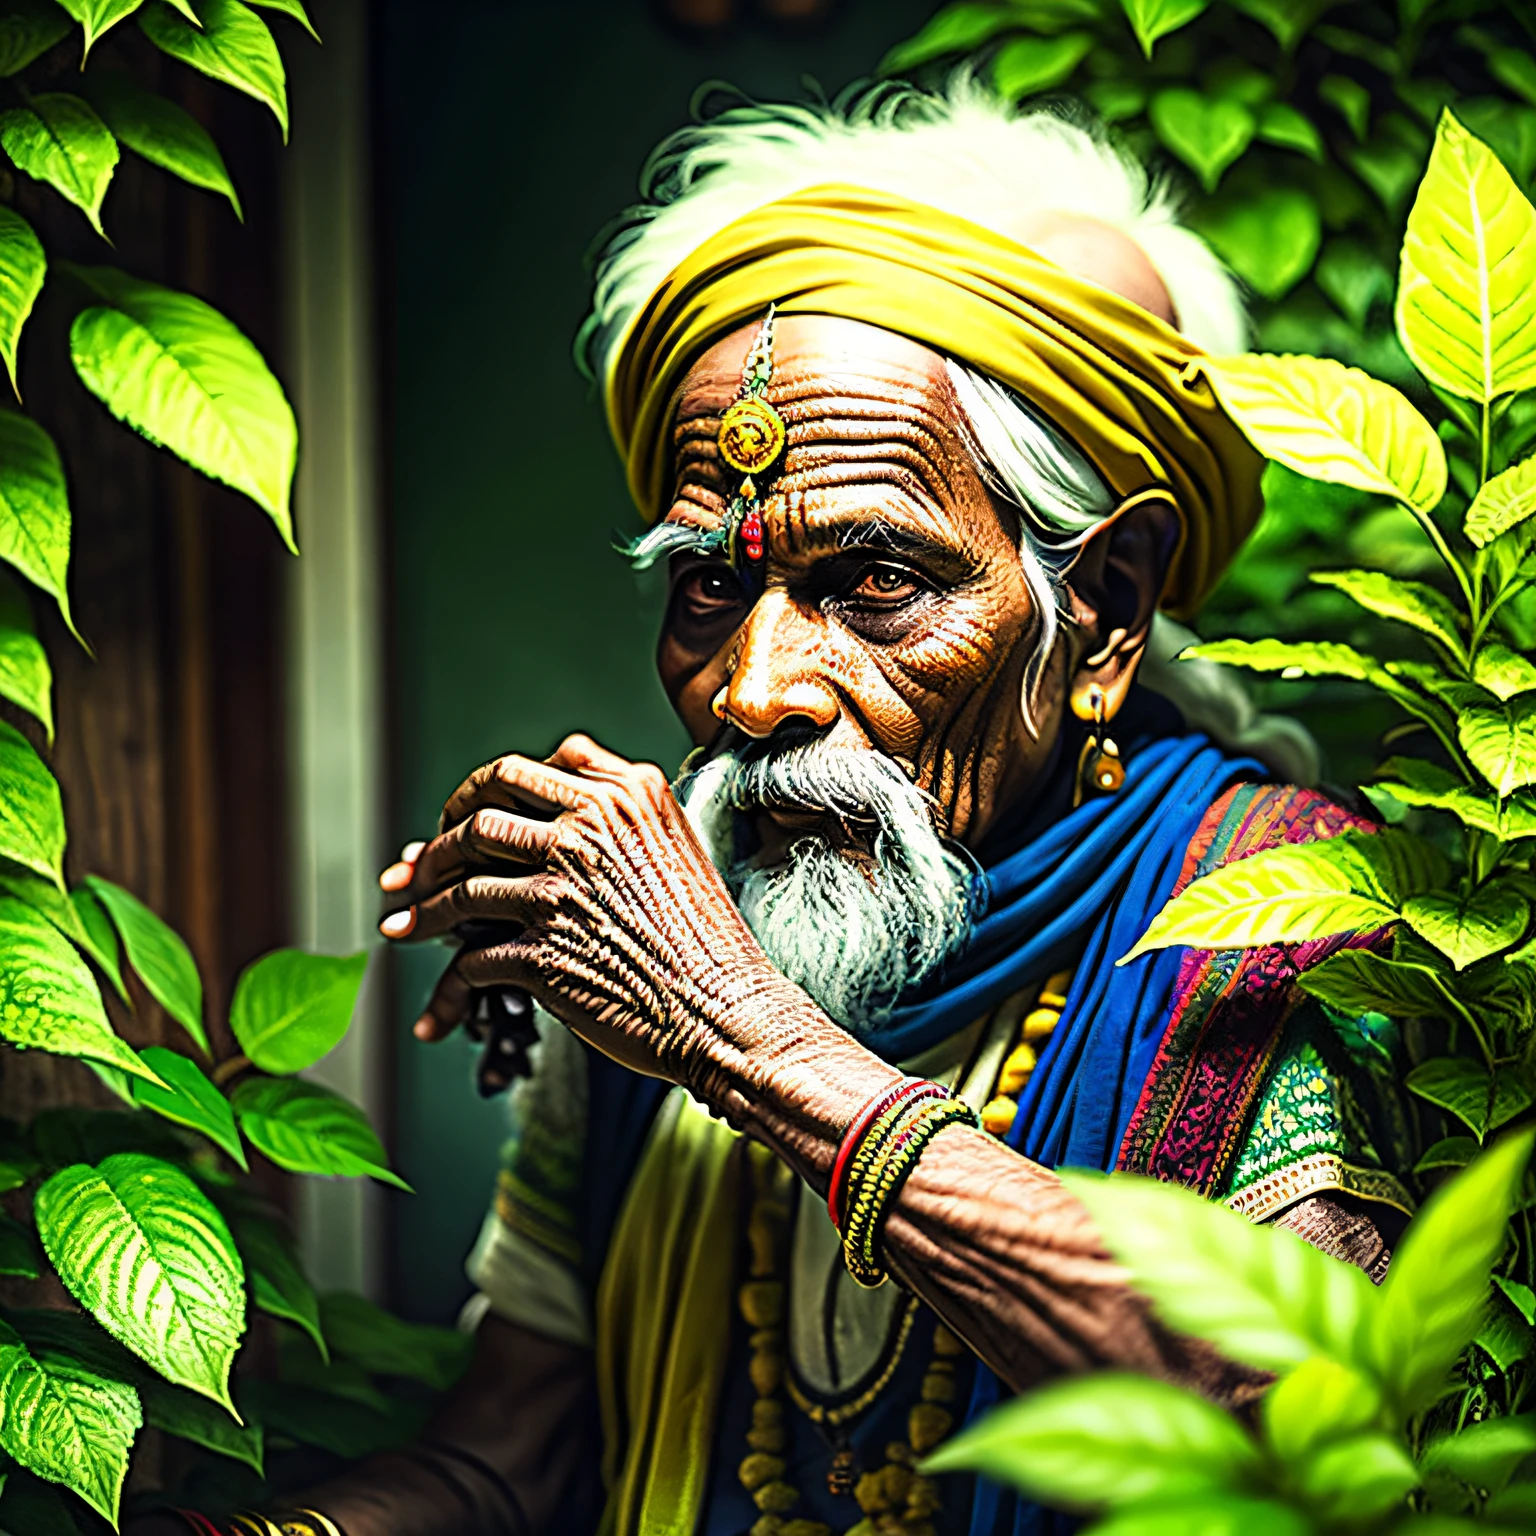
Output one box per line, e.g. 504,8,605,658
1120,0,1211,59
143,1375,262,1473
85,71,241,219
0,721,61,885
1373,757,1536,840
0,411,74,638
1292,1432,1419,1521
319,1292,470,1389
1183,636,1388,685
232,1077,409,1189
0,1213,36,1278
0,570,50,740
922,1370,1257,1502
1348,128,1430,221
1149,89,1254,192
1310,569,1464,660
66,264,297,547
1200,353,1446,515
879,4,1024,76
35,1151,246,1409
1474,1301,1533,1372
1300,947,1461,1022
0,0,74,75
140,0,287,139
0,896,157,1083
229,1208,325,1358
1227,0,1340,53
1316,237,1394,331
1473,643,1536,702
1063,1170,1376,1369
68,884,124,997
1254,101,1325,162
1261,1355,1382,1463
1397,111,1536,405
1122,831,1437,961
1422,1414,1536,1495
1496,1275,1536,1326
230,948,366,1075
1193,187,1320,300
0,207,44,401
1083,78,1148,124
1458,695,1536,795
1319,73,1371,142
0,94,117,238
1402,884,1529,969
238,1377,420,1459
130,1046,246,1169
1457,97,1536,186
1414,1136,1479,1172
55,0,148,59
1487,46,1536,112
0,1320,139,1524
1085,1499,1311,1536
1406,1057,1529,1137
1371,1128,1536,1414
992,31,1093,99
1466,455,1536,549
244,0,318,38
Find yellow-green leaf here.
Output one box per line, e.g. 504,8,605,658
1397,110,1536,404
0,0,74,75
245,0,318,40
1181,637,1386,685
140,0,287,140
1473,643,1536,702
36,1153,246,1410
878,4,1027,77
1149,88,1254,192
1466,455,1536,548
1120,0,1211,59
54,0,147,59
1459,695,1536,795
1403,884,1529,969
992,31,1093,100
230,948,366,1074
0,568,50,741
130,1046,245,1169
0,207,43,400
0,719,62,884
1375,755,1536,839
1202,353,1446,515
1310,569,1464,660
66,265,296,547
233,1078,409,1189
0,94,117,239
1193,186,1320,301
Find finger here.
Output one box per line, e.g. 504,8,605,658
547,732,636,782
403,807,559,904
378,839,428,894
387,872,565,944
413,956,475,1041
440,753,589,834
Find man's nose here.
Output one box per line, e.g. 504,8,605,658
720,589,840,738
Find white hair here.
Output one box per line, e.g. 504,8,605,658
580,75,1246,384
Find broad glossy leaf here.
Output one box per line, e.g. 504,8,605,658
83,874,207,1055
0,569,49,739
67,265,297,547
1292,1432,1419,1522
1182,636,1386,685
140,0,287,139
1466,455,1536,548
1405,1056,1527,1137
35,1152,246,1408
1299,947,1460,1023
1415,1136,1478,1172
1320,73,1371,141
1227,0,1340,53
1193,187,1319,300
1459,695,1536,795
0,94,117,238
230,1208,325,1357
993,31,1092,100
1372,1128,1536,1413
130,1046,245,1168
1402,884,1529,969
233,1078,409,1188
878,4,1028,75
1474,1302,1533,1372
0,867,128,999
0,721,61,885
68,884,125,998
0,1212,36,1277
1087,1499,1309,1536
1261,1356,1381,1463
245,0,319,39
86,72,241,218
0,0,73,74
0,896,156,1082
1372,756,1536,840
0,207,43,400
1316,238,1393,330
923,1370,1256,1501
320,1292,470,1389
1311,569,1463,659
143,1374,263,1472
1422,1414,1536,1495
1064,1171,1375,1369
0,1320,139,1523
1473,643,1536,702
1120,0,1210,59
1201,353,1447,514
1497,1275,1536,1325
231,948,365,1074
0,410,74,636
1397,111,1536,404
1255,102,1324,162
55,0,147,58
1149,89,1253,192
1122,832,1430,961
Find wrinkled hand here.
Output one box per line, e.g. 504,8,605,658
378,734,791,1087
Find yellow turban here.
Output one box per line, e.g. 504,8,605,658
604,184,1263,619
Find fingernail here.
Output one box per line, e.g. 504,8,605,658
401,840,426,863
413,1017,434,1039
380,908,416,938
379,862,412,892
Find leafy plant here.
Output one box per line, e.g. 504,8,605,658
928,1129,1536,1533
0,3,452,1530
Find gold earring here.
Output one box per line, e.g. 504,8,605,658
710,687,730,721
1072,683,1124,802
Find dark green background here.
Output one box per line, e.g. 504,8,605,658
376,0,934,1320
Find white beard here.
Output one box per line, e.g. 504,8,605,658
677,737,980,1038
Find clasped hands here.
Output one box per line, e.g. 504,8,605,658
376,734,801,1090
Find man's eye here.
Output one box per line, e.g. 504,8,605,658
679,568,745,620
849,564,922,606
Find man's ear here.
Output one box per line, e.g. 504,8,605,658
1063,498,1180,718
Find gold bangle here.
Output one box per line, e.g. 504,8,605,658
841,1098,978,1288
278,1514,346,1536
230,1518,283,1536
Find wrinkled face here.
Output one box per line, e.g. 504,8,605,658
656,315,1067,850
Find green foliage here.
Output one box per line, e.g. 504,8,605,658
0,94,117,238
0,571,51,743
232,1077,410,1189
933,1133,1536,1532
130,1045,246,1168
0,410,73,639
140,0,289,140
0,208,43,401
229,947,367,1074
318,1293,472,1392
226,1206,325,1357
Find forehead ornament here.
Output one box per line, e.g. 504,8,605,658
719,305,785,588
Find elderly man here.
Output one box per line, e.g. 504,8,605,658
231,80,1413,1536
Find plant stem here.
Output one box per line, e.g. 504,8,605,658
211,1054,250,1087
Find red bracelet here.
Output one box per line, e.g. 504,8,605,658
827,1076,945,1228
169,1513,227,1536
